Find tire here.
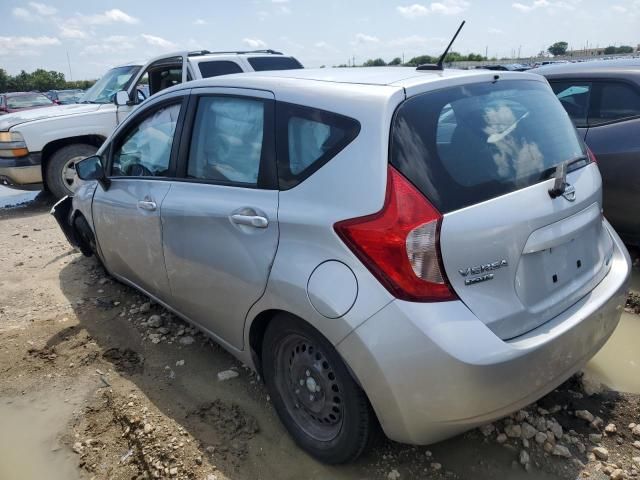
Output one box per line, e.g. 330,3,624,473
45,144,98,199
262,314,374,464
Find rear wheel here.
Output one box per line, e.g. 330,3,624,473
262,314,374,464
45,144,98,199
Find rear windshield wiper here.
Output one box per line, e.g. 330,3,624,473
548,154,587,198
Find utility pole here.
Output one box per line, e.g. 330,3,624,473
518,45,521,59
66,51,73,81
353,55,356,67
485,45,488,59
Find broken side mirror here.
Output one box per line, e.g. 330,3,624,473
76,155,110,190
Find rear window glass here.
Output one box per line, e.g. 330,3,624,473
276,102,359,189
198,61,244,78
248,56,303,71
390,80,586,213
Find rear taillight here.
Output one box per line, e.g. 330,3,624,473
334,166,456,302
587,146,597,164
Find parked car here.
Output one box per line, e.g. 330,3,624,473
0,92,55,114
477,63,530,71
53,67,631,463
532,59,640,245
46,89,85,105
0,49,302,198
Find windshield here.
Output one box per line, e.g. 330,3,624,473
81,65,141,104
7,93,53,109
390,79,586,213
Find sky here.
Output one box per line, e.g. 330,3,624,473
0,0,639,80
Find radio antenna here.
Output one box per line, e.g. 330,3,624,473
417,20,466,71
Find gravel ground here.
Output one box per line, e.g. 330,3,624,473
1,194,639,480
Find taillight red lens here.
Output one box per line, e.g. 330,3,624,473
334,166,456,302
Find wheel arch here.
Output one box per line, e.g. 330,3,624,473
40,135,106,188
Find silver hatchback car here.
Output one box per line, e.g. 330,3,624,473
53,67,631,464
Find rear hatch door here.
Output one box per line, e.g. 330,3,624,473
391,76,613,339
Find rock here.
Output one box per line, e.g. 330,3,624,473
217,370,239,381
505,424,522,438
497,433,508,444
592,446,609,461
552,444,572,458
633,425,640,438
206,475,218,480
479,423,495,437
72,442,84,454
633,457,640,467
140,302,151,313
176,360,185,367
549,422,563,440
576,410,595,423
519,450,530,466
179,336,195,346
535,432,547,444
546,431,556,444
633,441,640,450
534,416,548,432
576,442,586,454
431,463,442,471
148,333,162,344
605,423,617,434
143,423,153,434
610,469,625,480
589,433,603,444
591,417,604,430
387,470,401,480
580,371,604,395
630,423,637,430
169,467,178,475
543,442,554,453
522,438,529,448
147,314,163,328
515,410,529,422
521,422,537,440
157,327,170,335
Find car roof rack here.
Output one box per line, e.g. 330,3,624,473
188,49,283,57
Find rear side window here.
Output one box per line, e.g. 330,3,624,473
198,61,244,78
591,81,640,125
550,81,591,127
247,56,303,72
276,103,360,189
391,80,586,213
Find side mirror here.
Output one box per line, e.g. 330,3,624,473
76,155,110,190
114,90,130,107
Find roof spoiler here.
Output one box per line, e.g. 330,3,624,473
417,20,466,71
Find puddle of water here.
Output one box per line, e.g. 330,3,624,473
0,185,39,208
584,311,640,394
0,393,82,480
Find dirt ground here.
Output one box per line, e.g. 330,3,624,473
1,193,639,480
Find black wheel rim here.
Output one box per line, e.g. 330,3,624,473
274,333,344,442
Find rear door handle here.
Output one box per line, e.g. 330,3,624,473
230,214,268,228
137,200,157,211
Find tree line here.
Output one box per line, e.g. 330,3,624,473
548,41,636,56
0,68,96,93
335,51,491,68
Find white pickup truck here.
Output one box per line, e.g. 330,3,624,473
0,49,302,198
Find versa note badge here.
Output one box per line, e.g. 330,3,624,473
459,259,508,286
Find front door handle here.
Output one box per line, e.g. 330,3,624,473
230,214,268,228
137,200,157,211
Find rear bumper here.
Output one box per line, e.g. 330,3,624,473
337,221,631,445
0,153,42,189
50,195,78,248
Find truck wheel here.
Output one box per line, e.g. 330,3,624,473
45,144,97,199
262,314,375,464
